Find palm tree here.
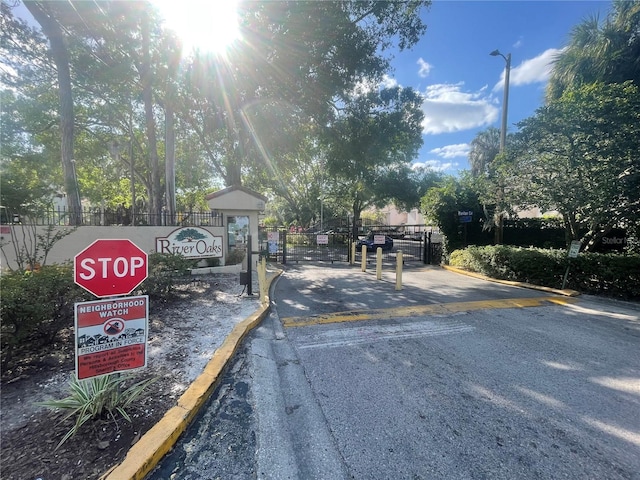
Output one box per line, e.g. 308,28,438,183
547,0,640,100
468,127,500,177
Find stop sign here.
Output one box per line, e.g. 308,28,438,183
74,239,148,297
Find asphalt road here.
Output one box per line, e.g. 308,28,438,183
149,264,640,480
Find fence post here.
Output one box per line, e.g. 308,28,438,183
376,247,382,280
246,235,253,296
422,231,428,264
282,230,287,265
395,250,403,290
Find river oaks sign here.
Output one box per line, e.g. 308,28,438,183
156,227,223,259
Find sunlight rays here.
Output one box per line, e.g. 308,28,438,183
154,0,241,56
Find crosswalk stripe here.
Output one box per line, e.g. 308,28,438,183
296,320,475,349
282,296,578,328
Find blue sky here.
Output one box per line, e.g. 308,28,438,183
388,0,612,174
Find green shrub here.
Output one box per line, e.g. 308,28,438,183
449,246,639,300
40,373,157,449
570,253,640,299
139,252,197,300
225,248,246,265
0,264,91,370
205,257,221,267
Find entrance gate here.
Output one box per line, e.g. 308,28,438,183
259,225,442,266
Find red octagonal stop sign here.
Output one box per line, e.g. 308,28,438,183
74,239,148,297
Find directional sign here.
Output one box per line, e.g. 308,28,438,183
568,240,581,258
74,239,148,297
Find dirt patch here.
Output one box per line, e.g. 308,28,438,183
0,274,260,480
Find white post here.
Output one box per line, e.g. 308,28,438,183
395,251,403,290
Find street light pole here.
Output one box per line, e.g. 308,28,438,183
490,49,511,152
490,49,511,245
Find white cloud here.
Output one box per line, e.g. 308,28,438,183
429,143,470,159
412,160,457,172
493,48,563,91
421,83,499,135
349,75,398,97
381,74,398,89
417,58,432,78
513,37,523,49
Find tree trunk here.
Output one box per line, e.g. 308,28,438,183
24,1,82,225
140,10,162,225
164,47,181,225
165,104,176,224
351,197,364,241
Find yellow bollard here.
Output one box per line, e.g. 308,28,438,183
351,241,356,265
258,257,267,302
361,245,367,272
395,250,403,290
376,247,382,280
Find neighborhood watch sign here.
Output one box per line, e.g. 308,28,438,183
156,227,223,259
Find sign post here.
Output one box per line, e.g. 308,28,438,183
562,240,581,289
458,211,473,246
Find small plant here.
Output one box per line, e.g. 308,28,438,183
0,222,76,272
205,257,221,267
140,252,198,299
225,247,246,265
40,373,158,449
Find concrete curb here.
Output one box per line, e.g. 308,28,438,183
101,269,283,480
441,265,581,297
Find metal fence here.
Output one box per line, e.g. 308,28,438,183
3,206,224,227
259,228,350,263
259,225,442,265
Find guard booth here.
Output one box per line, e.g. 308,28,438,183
205,185,267,272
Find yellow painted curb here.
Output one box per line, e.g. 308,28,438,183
441,265,581,297
102,269,282,480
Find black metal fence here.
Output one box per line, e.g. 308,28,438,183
259,225,442,265
3,206,224,227
259,228,350,263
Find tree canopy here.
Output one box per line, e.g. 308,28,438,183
510,81,640,250
2,0,432,226
323,85,425,233
547,0,640,99
421,1,639,253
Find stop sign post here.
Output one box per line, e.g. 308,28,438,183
74,239,148,297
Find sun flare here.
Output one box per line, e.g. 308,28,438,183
154,0,240,55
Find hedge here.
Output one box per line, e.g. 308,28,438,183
449,245,639,300
0,253,203,372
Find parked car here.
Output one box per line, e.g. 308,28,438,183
356,233,394,252
404,231,423,241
